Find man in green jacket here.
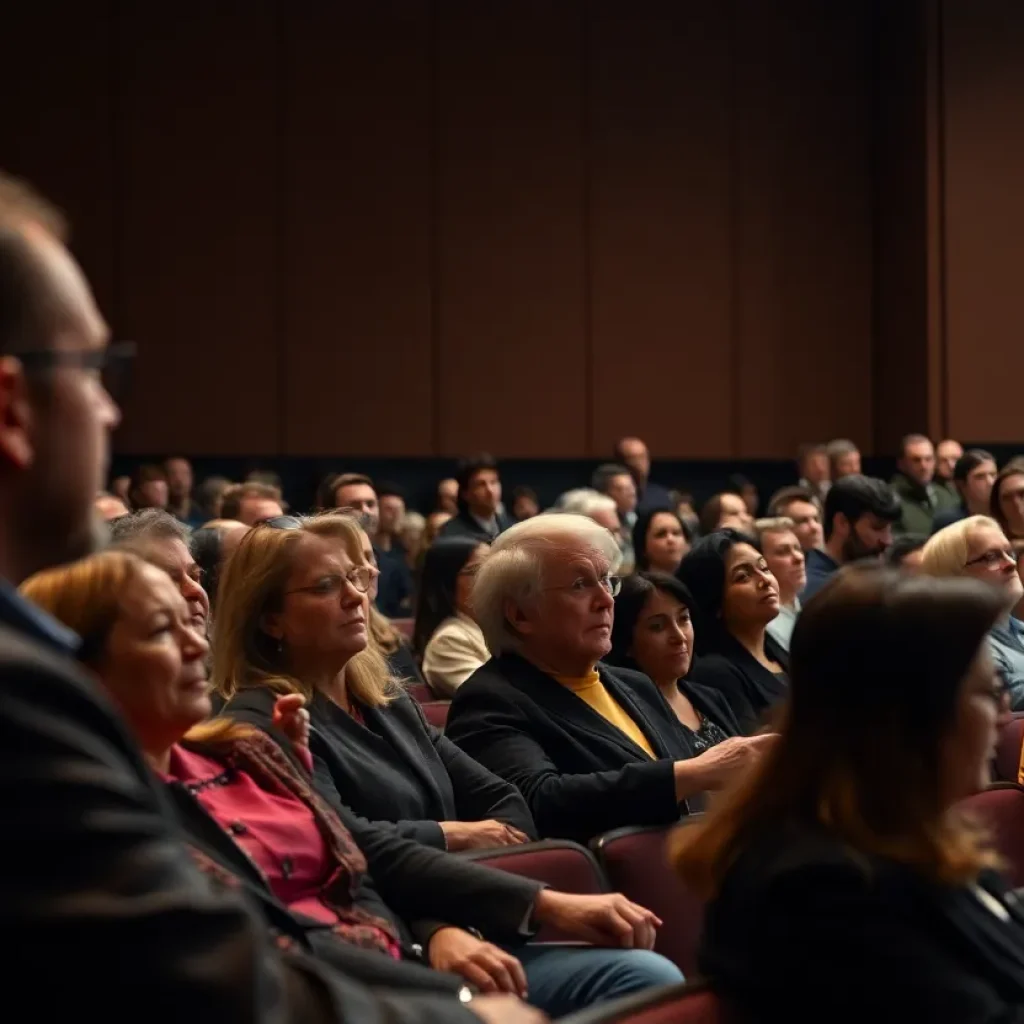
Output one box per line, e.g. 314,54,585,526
890,433,958,535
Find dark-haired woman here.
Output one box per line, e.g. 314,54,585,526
608,572,740,746
674,568,1023,1023
992,458,1024,543
414,538,491,698
631,509,691,575
676,529,788,734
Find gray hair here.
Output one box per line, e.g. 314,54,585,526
555,488,617,520
472,513,622,656
108,508,191,547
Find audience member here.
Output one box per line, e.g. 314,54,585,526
441,455,512,544
23,549,677,1016
826,438,861,480
885,533,927,572
399,510,427,571
0,171,489,1022
796,442,831,506
607,572,742,748
426,510,453,546
923,516,1024,709
247,468,284,490
631,507,690,575
128,462,169,511
931,449,998,533
329,473,413,619
755,518,806,653
725,474,759,518
802,475,901,600
436,477,460,516
108,509,209,635
94,491,129,521
678,530,789,733
445,515,770,842
510,486,540,521
414,538,491,698
216,515,534,852
935,437,964,494
671,490,701,539
991,458,1024,542
558,489,622,538
766,485,824,553
111,473,131,504
615,436,673,511
891,433,957,534
220,480,285,526
191,518,248,611
675,568,1017,1024
592,463,638,540
194,473,232,519
164,455,202,526
698,492,754,537
376,482,407,556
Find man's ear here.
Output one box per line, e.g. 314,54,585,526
504,598,533,638
833,511,850,538
0,357,35,470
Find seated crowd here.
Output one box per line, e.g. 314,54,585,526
7,169,1024,1022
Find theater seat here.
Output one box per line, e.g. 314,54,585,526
558,981,722,1024
392,618,414,639
960,784,1024,887
462,840,609,942
995,715,1024,783
405,682,435,704
592,822,704,976
420,701,450,730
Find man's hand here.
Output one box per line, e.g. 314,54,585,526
467,994,548,1024
439,819,531,851
428,927,528,997
531,891,660,949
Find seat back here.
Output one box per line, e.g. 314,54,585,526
960,784,1024,886
592,822,704,976
392,617,414,640
405,682,435,704
463,840,608,942
996,715,1024,783
558,981,722,1024
420,701,450,730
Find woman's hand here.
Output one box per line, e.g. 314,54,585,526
439,819,531,852
531,891,660,950
674,733,776,798
467,995,547,1024
272,693,310,751
428,927,528,997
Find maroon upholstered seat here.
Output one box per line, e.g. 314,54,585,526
405,682,435,704
592,822,704,976
420,701,450,730
995,715,1024,783
960,784,1024,886
391,617,414,639
558,981,722,1024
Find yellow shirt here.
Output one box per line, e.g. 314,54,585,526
554,669,656,758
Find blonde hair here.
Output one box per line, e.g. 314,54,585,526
212,513,398,706
473,513,622,656
920,515,1002,578
754,516,796,541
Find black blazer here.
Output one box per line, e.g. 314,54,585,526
0,610,478,1023
700,823,1024,1023
445,654,700,843
225,686,536,849
439,509,514,544
675,677,743,738
688,633,790,734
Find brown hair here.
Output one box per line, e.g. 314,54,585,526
212,513,398,706
673,567,1004,896
220,482,283,521
990,457,1024,539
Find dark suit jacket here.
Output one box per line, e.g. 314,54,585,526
439,509,514,544
0,586,478,1023
445,654,700,843
225,686,536,849
688,634,789,734
700,822,1024,1023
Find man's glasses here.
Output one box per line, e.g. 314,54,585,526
285,567,379,598
10,342,137,402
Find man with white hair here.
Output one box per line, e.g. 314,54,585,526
446,515,770,844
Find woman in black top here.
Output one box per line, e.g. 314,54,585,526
676,529,788,733
607,572,740,749
631,508,691,575
215,513,535,853
674,568,1024,1023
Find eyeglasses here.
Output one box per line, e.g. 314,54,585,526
258,515,303,530
546,575,622,598
285,567,379,598
9,341,137,401
965,547,1019,568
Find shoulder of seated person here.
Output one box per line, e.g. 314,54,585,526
600,663,659,692
220,685,277,716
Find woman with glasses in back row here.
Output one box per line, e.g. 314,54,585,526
443,515,773,846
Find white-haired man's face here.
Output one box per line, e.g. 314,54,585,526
508,541,616,677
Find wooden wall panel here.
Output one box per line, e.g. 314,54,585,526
281,2,433,457
434,1,588,457
942,0,1024,443
588,0,733,458
732,0,874,457
114,3,279,455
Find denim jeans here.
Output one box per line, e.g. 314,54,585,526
515,945,684,1017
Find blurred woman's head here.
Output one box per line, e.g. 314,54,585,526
212,513,396,706
674,567,1006,896
412,538,489,657
991,459,1024,540
21,551,210,754
632,508,691,574
608,572,695,686
676,529,779,654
